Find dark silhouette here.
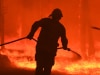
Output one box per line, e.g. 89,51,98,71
91,26,100,30
27,8,70,75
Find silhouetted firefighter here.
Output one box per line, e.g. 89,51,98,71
27,8,70,75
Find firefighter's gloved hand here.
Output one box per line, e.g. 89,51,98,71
67,48,71,51
26,35,33,40
63,47,70,51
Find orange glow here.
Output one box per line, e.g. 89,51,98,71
0,37,100,75
1,45,100,75
0,0,100,75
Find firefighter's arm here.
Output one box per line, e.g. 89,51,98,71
61,27,70,51
27,21,40,40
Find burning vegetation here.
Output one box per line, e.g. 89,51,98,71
0,38,100,75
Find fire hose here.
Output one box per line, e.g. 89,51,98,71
0,37,81,58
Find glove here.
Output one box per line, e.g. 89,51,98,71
63,47,70,51
26,35,33,40
67,48,71,51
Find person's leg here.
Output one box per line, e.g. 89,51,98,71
43,56,54,75
35,61,44,75
43,65,52,75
